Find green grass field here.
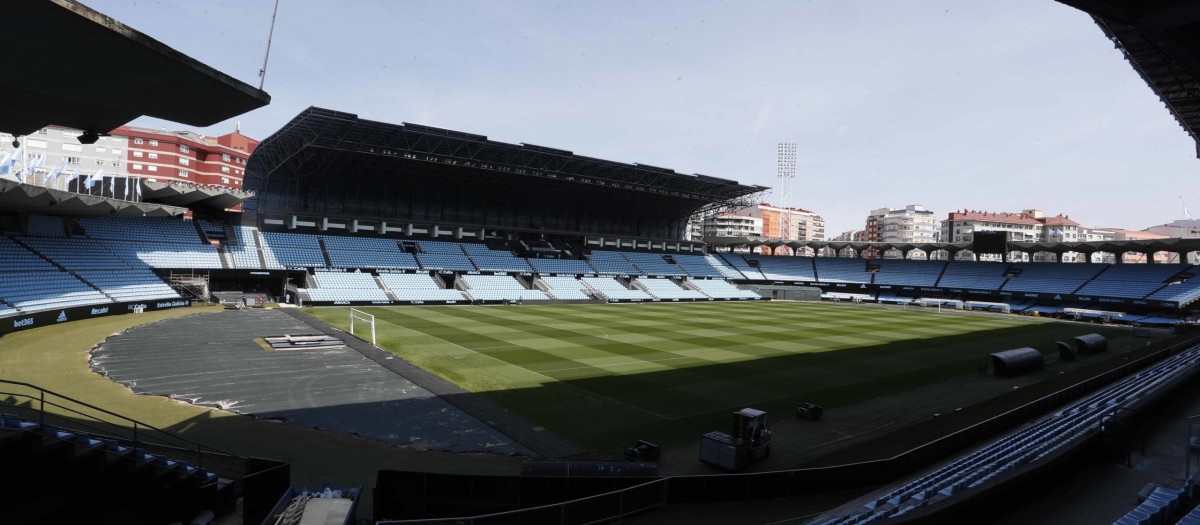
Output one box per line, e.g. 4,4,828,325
306,301,1128,452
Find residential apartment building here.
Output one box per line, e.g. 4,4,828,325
119,125,255,189
0,126,128,189
0,125,255,192
738,204,825,241
695,213,763,238
941,208,1082,262
866,205,938,243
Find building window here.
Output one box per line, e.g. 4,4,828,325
221,166,230,173
133,151,143,158
221,177,230,184
95,147,106,154
179,158,189,166
133,138,143,144
38,128,47,134
222,153,231,162
148,165,157,172
179,145,189,153
148,152,158,159
132,163,142,170
149,140,158,146
66,156,80,164
179,169,188,177
111,148,121,155
111,161,119,167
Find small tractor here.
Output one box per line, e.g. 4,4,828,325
795,402,824,421
699,408,771,471
624,440,661,462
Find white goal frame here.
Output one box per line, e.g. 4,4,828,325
349,308,376,346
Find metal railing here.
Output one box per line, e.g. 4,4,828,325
377,478,670,525
0,378,243,475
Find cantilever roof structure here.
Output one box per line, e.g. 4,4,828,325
1059,0,1200,154
0,179,187,218
139,181,254,210
247,107,768,205
0,0,270,137
245,107,767,238
703,235,1200,257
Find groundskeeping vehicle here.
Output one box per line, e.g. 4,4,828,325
699,408,771,471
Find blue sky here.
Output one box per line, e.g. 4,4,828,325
90,0,1200,236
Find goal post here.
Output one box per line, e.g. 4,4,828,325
349,308,376,346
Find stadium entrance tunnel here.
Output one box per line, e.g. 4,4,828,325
991,347,1045,378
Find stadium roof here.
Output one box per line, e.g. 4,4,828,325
247,107,767,206
0,0,270,137
1059,0,1200,155
139,180,253,210
703,235,1200,256
0,179,187,218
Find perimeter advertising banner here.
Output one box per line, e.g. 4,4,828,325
0,299,193,336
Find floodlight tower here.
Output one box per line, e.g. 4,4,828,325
777,142,797,246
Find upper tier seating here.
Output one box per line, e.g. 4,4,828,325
104,241,223,269
539,276,593,300
1094,263,1188,282
1,238,58,272
417,240,466,254
587,251,641,275
581,277,653,300
528,257,597,275
937,261,1009,290
755,255,817,281
469,252,533,272
815,257,871,284
673,255,724,278
686,279,760,299
705,254,747,279
717,253,765,279
459,274,549,301
79,217,203,244
872,260,943,287
416,253,475,271
621,252,688,276
231,226,265,269
634,277,707,299
18,237,136,271
377,273,467,302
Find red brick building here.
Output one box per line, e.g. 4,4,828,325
114,125,256,190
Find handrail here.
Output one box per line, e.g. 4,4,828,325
0,378,243,463
376,478,669,525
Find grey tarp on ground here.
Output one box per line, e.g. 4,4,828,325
90,309,531,455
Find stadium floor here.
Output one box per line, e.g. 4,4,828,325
305,301,1150,470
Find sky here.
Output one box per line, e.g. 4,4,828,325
85,0,1200,236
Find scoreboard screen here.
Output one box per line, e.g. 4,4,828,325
973,231,1007,254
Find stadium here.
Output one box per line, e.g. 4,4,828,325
5,1,1200,524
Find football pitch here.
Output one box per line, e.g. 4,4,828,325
306,301,1125,452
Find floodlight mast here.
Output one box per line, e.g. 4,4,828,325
777,142,797,253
